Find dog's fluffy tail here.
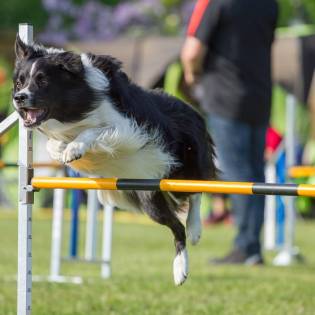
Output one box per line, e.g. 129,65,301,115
177,106,217,181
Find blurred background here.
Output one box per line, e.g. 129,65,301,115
1,0,315,212
1,2,315,314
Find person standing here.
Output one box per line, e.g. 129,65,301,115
181,0,278,264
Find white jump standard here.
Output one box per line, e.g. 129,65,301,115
16,23,34,315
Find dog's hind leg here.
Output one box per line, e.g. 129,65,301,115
186,193,202,245
142,192,188,286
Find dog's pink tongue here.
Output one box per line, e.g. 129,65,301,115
26,109,43,122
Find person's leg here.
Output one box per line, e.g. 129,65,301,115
245,125,267,258
207,114,254,255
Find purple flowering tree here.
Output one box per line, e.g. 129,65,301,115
40,0,195,45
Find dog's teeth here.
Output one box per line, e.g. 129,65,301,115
23,109,45,125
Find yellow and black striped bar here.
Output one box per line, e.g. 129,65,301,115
0,161,17,168
31,177,315,197
289,166,315,178
0,161,62,169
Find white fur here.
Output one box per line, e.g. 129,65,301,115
45,47,65,54
186,194,202,245
39,62,178,211
13,59,38,110
33,43,64,55
173,248,189,286
81,53,109,91
62,141,88,164
97,190,141,212
40,97,177,177
46,138,67,162
30,60,37,77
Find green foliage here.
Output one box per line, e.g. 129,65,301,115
72,0,87,5
99,0,120,5
0,58,12,115
161,0,181,9
277,0,295,26
277,0,315,26
303,0,315,22
0,60,18,165
0,0,48,31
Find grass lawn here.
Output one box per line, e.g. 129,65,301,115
1,209,315,315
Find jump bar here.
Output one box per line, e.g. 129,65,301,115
289,166,315,178
0,161,62,169
31,177,315,197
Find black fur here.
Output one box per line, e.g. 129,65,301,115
88,53,216,181
13,36,217,284
88,53,217,274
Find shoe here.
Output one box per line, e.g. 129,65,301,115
209,249,264,266
245,254,264,266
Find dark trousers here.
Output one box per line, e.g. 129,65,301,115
207,113,267,256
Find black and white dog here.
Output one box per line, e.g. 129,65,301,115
13,35,216,286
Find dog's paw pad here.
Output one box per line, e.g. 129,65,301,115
62,142,86,164
173,249,189,286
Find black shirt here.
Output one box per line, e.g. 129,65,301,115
187,0,278,125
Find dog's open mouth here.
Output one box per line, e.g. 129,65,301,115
20,108,49,127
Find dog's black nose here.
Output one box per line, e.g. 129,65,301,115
14,93,28,104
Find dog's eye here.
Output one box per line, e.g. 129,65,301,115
15,80,22,90
15,75,25,90
36,73,47,87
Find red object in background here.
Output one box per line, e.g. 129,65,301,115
187,0,211,36
266,127,282,153
0,68,6,85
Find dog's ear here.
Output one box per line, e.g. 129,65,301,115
15,33,35,60
54,52,83,75
86,53,123,78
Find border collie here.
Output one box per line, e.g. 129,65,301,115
13,35,216,286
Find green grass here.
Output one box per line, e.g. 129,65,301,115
1,210,315,315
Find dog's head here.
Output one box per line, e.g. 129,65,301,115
13,35,97,128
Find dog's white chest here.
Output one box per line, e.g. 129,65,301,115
41,100,178,179
69,142,174,179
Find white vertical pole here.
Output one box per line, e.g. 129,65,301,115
273,94,297,266
101,205,113,279
49,170,65,279
264,162,277,250
85,189,99,260
284,94,297,254
17,23,34,315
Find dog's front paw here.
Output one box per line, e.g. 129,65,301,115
62,142,87,164
46,139,67,162
173,249,189,286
